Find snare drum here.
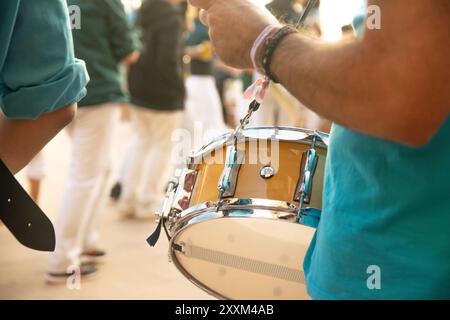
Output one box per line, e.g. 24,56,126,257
156,127,328,300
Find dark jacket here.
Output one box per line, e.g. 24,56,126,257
68,0,138,107
128,0,185,111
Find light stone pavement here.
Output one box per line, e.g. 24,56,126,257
0,120,211,300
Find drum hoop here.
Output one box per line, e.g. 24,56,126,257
168,203,304,301
188,126,329,163
169,240,230,300
171,198,299,234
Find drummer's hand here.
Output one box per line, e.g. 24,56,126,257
189,0,280,69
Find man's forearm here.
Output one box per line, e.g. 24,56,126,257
267,0,449,146
190,0,450,146
0,104,76,174
270,35,387,137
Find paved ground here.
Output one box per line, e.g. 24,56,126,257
0,121,211,300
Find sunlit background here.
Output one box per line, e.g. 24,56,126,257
122,0,142,12
121,0,365,42
319,0,365,41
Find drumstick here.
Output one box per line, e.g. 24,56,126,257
296,0,319,30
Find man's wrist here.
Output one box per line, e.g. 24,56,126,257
250,25,279,72
259,26,298,82
253,26,280,73
269,31,303,84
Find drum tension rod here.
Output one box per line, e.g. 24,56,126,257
217,188,225,212
147,178,178,247
296,134,319,223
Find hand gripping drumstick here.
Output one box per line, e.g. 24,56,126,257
235,0,318,136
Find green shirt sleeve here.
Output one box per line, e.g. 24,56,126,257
185,19,210,47
105,0,139,63
0,0,89,120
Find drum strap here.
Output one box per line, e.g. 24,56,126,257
146,218,172,247
0,159,55,251
172,243,306,284
146,219,162,247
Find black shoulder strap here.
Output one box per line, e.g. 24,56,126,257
0,159,55,251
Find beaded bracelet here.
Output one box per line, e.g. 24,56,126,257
261,25,298,83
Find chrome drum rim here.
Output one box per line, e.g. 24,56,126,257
188,126,329,166
168,201,311,300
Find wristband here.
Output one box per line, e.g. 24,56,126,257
250,25,278,73
261,25,298,83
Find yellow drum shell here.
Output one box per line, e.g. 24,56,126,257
189,139,327,210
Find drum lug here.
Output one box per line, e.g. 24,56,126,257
294,148,319,204
217,144,245,200
156,177,179,221
295,133,321,223
172,169,198,212
168,209,181,224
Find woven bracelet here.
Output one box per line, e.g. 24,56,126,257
261,25,298,83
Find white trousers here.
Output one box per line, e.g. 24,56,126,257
48,104,120,273
184,75,228,150
120,107,182,210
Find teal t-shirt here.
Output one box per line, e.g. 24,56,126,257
304,8,450,299
0,0,89,119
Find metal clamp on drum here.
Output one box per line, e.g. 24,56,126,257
217,143,245,203
294,134,322,227
147,176,179,247
294,148,318,205
172,169,198,213
157,177,179,221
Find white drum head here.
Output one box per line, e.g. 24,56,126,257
171,211,315,300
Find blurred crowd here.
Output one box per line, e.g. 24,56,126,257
22,0,332,283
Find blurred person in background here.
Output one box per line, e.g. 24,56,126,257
184,8,228,148
110,0,190,204
214,60,243,128
47,0,139,283
115,0,186,219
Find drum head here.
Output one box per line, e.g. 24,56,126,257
170,210,315,300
